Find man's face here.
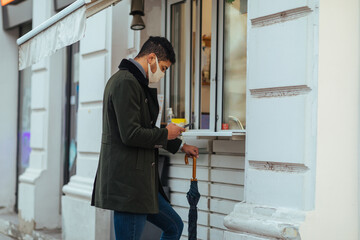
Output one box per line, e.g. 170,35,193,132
148,54,172,74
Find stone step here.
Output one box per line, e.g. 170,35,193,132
0,212,61,240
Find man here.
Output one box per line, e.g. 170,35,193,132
91,36,199,240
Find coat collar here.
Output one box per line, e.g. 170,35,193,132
118,59,149,86
118,59,159,124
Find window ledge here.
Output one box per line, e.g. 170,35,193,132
182,130,246,137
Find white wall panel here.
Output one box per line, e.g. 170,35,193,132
249,0,310,19
76,156,99,179
247,95,306,164
211,169,244,185
80,10,107,55
210,183,244,201
79,55,106,103
30,112,46,149
246,168,309,209
210,199,237,215
18,183,35,221
28,151,44,169
77,107,102,153
211,155,245,169
210,213,226,230
169,166,209,181
210,228,224,240
31,71,47,110
249,17,310,89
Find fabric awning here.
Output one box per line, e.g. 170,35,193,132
17,0,121,70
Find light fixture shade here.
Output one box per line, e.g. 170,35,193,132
131,14,145,30
130,0,144,16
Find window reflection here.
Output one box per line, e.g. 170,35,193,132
200,0,211,129
222,0,247,130
18,67,31,176
170,3,186,119
191,0,212,130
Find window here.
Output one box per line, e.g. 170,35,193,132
63,42,80,185
17,23,32,178
166,0,247,135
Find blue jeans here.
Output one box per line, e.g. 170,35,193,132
113,193,184,240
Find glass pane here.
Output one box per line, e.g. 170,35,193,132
17,23,32,177
170,3,186,119
190,0,196,128
199,0,212,129
69,42,80,179
17,67,32,176
222,0,247,130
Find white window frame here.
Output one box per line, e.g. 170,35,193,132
216,0,246,135
165,0,191,124
165,0,247,137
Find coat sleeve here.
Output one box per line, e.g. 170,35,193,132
163,138,182,154
112,78,168,149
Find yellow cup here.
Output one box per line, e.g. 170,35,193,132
171,118,186,127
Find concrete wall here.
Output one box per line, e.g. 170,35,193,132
62,2,130,239
0,6,19,212
18,0,64,232
299,0,360,239
223,0,319,239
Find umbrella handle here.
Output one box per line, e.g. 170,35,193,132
185,155,197,181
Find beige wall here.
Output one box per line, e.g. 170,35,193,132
300,0,359,239
141,0,162,45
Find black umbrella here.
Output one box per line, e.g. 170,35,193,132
185,155,200,240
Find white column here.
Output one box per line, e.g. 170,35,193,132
223,0,319,239
17,0,64,232
62,7,113,240
0,9,18,213
299,0,360,239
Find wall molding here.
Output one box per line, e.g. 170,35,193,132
250,85,311,98
224,203,305,240
249,161,309,173
251,6,313,28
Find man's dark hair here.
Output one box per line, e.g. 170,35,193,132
136,36,176,64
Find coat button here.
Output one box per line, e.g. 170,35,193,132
151,162,155,166
145,98,148,103
150,120,153,125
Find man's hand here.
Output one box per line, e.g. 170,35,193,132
181,144,199,158
166,123,185,140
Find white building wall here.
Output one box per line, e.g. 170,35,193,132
299,0,360,239
0,7,18,213
223,0,319,239
62,1,133,238
17,0,64,232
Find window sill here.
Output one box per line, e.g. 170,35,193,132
182,130,246,137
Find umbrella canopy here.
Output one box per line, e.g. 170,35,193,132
185,155,200,240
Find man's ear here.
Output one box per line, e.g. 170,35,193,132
147,53,156,64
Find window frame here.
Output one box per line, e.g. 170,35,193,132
165,0,191,124
165,0,247,136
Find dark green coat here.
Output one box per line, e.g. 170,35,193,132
91,59,181,214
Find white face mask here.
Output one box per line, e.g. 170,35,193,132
148,57,165,83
